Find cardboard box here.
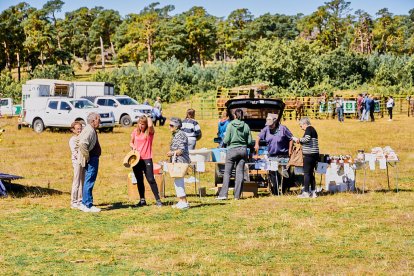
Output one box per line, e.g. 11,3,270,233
127,172,164,201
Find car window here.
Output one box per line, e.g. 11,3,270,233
108,99,117,107
70,99,95,109
60,101,71,110
48,101,58,110
117,97,138,105
0,100,8,106
96,99,106,106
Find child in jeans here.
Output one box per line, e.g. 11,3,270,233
69,121,84,209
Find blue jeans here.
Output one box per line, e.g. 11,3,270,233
336,107,344,122
82,156,99,208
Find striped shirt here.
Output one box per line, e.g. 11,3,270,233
300,126,319,155
182,118,202,140
170,130,191,163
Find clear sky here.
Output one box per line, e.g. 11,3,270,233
1,0,413,18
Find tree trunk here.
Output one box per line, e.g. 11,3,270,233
17,52,21,82
40,51,44,67
147,37,152,64
3,41,11,71
100,36,105,70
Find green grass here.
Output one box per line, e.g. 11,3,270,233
0,107,413,274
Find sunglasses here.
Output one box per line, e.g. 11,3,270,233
169,124,175,127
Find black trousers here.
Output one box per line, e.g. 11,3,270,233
303,154,319,193
387,107,393,119
153,116,166,126
132,159,160,200
370,110,375,122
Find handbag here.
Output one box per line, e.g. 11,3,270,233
167,153,189,178
288,144,303,167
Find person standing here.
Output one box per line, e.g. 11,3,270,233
153,96,165,126
167,117,191,209
361,94,370,121
335,96,344,122
292,117,319,199
217,110,230,147
78,113,102,212
369,95,375,122
386,96,394,121
254,113,293,195
154,96,162,113
217,109,252,200
182,108,202,150
130,115,163,207
357,94,364,120
69,121,84,209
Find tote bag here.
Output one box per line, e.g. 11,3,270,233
167,153,189,178
288,144,303,167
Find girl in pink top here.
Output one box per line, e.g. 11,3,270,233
130,115,162,207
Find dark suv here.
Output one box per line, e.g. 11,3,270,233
214,98,285,186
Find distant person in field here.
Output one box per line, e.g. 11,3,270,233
130,115,163,207
334,96,344,122
357,93,364,120
386,96,395,121
182,108,202,150
361,94,370,122
369,95,375,122
143,99,150,105
152,96,166,126
217,110,230,148
69,120,84,209
78,112,102,213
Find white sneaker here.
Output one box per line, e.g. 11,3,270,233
216,196,228,200
172,201,189,209
88,206,101,213
310,191,318,198
79,204,91,212
70,203,80,209
297,192,310,198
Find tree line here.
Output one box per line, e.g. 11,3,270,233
1,0,414,102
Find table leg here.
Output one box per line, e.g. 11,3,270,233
386,162,391,191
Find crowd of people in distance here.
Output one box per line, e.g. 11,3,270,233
333,93,395,123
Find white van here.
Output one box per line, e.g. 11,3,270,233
94,96,153,127
23,97,115,133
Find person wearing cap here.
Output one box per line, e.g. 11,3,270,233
216,108,252,200
167,117,191,209
130,115,163,207
254,113,293,194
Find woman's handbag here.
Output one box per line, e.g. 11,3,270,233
167,153,189,178
287,144,303,167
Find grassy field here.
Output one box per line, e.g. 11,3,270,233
0,104,413,274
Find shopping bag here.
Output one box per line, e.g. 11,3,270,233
167,153,189,178
287,144,303,167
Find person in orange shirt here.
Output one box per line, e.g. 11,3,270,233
130,115,163,207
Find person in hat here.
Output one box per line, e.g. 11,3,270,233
254,113,293,194
167,117,191,209
78,112,102,212
130,115,163,207
216,108,252,200
69,120,84,209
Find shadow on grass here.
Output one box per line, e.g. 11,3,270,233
97,200,228,211
3,182,66,198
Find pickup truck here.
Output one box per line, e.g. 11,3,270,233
93,96,153,127
0,98,21,116
22,97,115,133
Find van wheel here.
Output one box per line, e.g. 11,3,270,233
120,115,132,127
33,119,45,133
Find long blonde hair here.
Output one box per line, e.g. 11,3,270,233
136,115,149,136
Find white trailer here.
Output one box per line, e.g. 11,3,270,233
72,81,114,98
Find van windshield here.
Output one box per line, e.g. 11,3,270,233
71,99,95,109
118,97,138,105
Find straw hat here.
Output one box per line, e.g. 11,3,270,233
123,150,140,168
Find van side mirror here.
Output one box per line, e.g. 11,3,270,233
113,103,118,107
65,106,72,111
